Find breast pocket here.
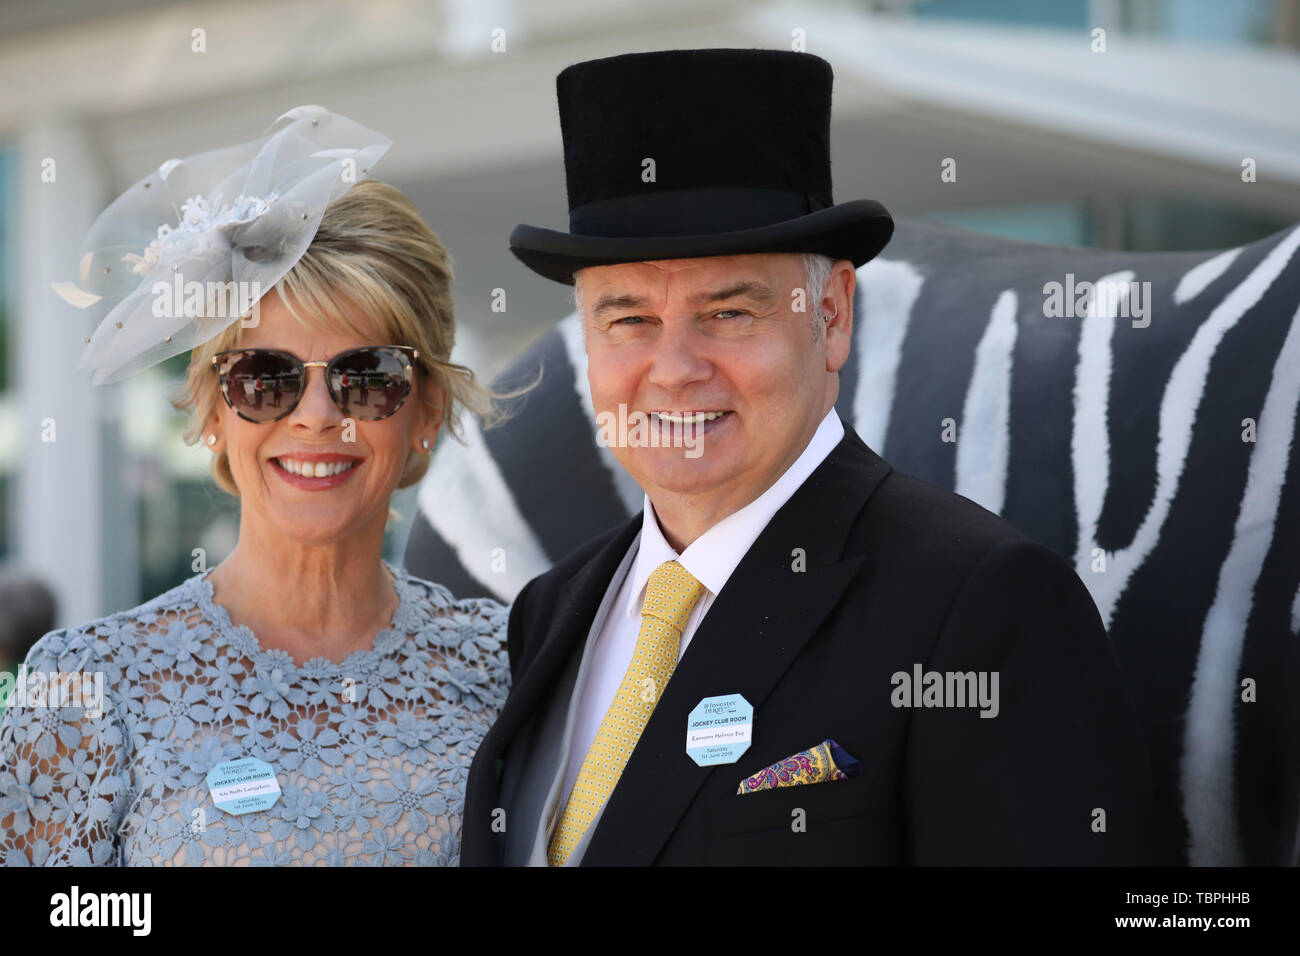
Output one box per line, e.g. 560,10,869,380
705,775,875,865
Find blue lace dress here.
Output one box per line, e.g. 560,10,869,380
0,560,509,866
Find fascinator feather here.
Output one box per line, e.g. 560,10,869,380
52,105,391,385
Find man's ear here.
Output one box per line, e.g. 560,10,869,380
823,260,855,373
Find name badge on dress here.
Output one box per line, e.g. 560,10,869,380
207,758,282,815
686,693,753,766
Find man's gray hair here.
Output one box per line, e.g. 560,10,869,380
802,253,835,324
573,252,837,322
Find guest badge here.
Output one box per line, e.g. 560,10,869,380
686,693,753,766
206,757,282,815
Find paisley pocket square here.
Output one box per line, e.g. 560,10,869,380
736,739,861,794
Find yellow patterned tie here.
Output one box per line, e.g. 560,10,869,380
547,560,705,866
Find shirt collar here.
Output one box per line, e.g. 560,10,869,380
626,408,845,617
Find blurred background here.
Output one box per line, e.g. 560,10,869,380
0,0,1297,647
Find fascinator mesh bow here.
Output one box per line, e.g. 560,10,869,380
52,105,391,386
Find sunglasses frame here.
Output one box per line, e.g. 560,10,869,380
211,345,422,424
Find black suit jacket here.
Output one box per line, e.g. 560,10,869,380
461,422,1155,865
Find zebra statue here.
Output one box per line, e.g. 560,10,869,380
405,218,1300,868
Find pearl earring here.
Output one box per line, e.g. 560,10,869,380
207,434,216,446
421,437,430,450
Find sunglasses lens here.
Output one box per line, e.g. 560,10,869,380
328,348,412,420
222,352,301,421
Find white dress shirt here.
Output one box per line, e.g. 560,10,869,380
557,408,846,812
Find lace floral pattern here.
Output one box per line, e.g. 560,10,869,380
0,560,509,866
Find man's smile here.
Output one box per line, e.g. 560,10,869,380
650,410,731,425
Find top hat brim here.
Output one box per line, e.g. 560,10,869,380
509,199,894,286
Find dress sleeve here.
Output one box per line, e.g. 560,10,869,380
0,626,132,866
447,596,512,718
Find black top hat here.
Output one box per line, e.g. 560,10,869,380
509,48,894,285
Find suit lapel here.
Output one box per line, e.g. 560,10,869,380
465,517,641,832
583,424,892,865
512,519,642,692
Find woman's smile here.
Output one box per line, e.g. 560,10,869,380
269,453,364,489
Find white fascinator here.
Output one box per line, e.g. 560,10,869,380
52,105,391,386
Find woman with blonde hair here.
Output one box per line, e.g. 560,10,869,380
0,107,509,865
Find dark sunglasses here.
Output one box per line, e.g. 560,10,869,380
211,345,421,423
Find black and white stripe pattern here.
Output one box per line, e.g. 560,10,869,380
405,219,1300,867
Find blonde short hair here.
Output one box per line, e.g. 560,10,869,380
170,180,501,500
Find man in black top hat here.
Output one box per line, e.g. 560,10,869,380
461,48,1154,865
